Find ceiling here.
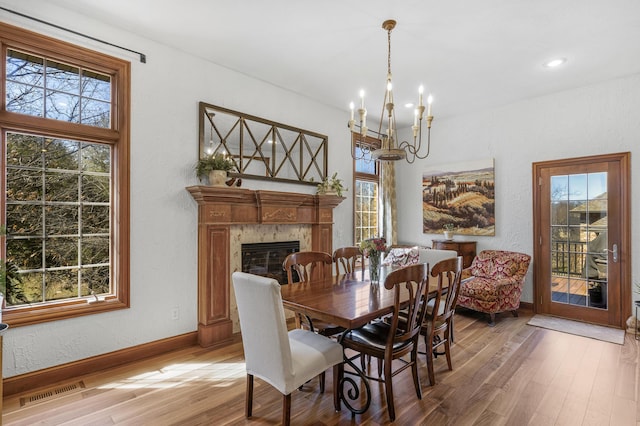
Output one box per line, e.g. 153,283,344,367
31,1,640,126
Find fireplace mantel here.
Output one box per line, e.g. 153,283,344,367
187,185,345,347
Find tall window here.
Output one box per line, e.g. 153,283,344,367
1,23,130,326
353,135,380,244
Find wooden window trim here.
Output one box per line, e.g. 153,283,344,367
0,22,130,327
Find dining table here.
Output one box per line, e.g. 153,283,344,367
279,265,443,415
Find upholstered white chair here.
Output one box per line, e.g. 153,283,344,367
232,272,343,426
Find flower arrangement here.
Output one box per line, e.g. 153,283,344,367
360,237,387,283
359,237,388,258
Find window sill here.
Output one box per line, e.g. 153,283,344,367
3,296,129,327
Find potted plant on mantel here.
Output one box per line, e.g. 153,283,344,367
316,172,347,197
196,153,235,186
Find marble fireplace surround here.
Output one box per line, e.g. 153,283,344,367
187,186,344,348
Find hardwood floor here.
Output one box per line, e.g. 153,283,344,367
3,309,638,425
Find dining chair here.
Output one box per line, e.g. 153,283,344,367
420,256,463,386
340,263,428,422
332,246,365,276
283,250,332,284
232,272,344,426
282,251,340,335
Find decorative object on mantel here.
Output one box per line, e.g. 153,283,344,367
195,153,236,187
443,223,455,240
348,19,435,164
199,101,328,186
422,158,495,236
360,237,388,284
316,172,347,197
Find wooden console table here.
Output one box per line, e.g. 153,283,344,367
187,186,344,348
432,239,477,268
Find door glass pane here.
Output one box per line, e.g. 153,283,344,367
550,171,608,309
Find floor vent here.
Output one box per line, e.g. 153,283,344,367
20,380,86,407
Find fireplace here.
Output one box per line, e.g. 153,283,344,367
187,185,344,347
242,240,299,284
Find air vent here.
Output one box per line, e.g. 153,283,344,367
20,380,85,407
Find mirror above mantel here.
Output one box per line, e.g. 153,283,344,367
199,101,328,186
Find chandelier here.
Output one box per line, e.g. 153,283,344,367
348,19,434,163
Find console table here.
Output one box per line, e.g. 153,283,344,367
432,239,477,269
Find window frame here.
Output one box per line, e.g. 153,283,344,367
352,133,381,244
0,22,130,327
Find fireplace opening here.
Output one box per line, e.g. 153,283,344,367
241,241,300,284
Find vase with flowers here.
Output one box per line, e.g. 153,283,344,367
359,237,388,284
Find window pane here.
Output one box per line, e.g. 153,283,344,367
81,70,111,102
6,50,44,86
6,133,43,167
81,143,110,172
46,237,78,268
45,90,80,122
82,237,110,264
6,169,42,201
82,206,110,234
82,266,110,295
45,172,79,202
7,239,42,270
45,269,78,301
6,204,43,236
46,59,80,92
6,83,44,116
82,175,110,202
45,205,79,235
81,98,111,127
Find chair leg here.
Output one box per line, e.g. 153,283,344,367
282,393,292,426
488,313,496,327
333,363,343,411
383,356,396,421
511,309,518,317
444,334,453,371
424,334,436,386
319,371,325,393
411,349,422,399
246,374,254,418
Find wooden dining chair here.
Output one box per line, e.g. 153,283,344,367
332,246,365,276
340,263,428,422
420,256,463,386
283,250,332,285
232,272,344,425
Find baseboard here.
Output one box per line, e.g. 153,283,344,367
519,301,534,311
3,331,198,398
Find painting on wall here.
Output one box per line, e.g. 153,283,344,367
422,158,495,236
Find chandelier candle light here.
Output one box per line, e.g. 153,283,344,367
349,19,435,163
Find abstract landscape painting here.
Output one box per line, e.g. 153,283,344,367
422,158,495,236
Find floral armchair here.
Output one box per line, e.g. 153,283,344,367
457,250,531,326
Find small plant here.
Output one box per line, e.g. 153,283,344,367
195,153,235,180
443,223,455,232
0,225,28,305
317,172,347,197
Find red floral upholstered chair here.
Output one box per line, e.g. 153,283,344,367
457,250,531,327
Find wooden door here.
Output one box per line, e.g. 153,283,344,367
532,153,630,327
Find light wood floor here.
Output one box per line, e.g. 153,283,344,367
3,309,638,425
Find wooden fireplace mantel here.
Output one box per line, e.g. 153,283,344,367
187,185,345,347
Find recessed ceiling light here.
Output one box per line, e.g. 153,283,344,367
543,57,567,68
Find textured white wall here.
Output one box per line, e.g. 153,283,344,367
396,73,640,304
0,1,353,377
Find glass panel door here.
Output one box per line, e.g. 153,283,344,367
550,172,608,309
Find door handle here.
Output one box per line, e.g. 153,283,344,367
606,244,618,263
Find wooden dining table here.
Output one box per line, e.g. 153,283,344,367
279,265,443,415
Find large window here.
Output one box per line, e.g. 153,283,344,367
353,135,380,244
1,23,130,326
